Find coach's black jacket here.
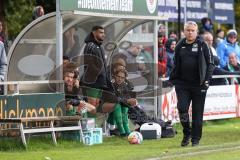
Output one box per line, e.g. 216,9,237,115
169,36,215,88
81,33,111,90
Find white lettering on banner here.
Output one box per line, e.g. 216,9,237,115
158,10,207,20
203,85,236,120
165,0,201,9
187,1,201,8
158,0,165,6
187,11,208,19
122,33,154,43
158,11,178,19
120,0,132,12
215,16,228,21
166,0,178,9
78,0,133,12
215,3,233,10
207,93,232,97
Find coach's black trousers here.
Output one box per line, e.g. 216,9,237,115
175,85,207,142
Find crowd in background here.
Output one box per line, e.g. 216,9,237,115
158,17,240,85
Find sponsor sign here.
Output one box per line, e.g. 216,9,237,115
158,0,234,24
158,0,207,22
204,85,236,120
60,0,158,16
0,93,64,119
161,85,239,122
209,0,235,24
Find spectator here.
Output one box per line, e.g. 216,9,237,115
204,33,229,85
209,56,240,86
158,32,167,77
216,29,240,68
199,17,213,35
0,42,7,94
119,44,146,73
165,38,177,77
210,56,228,86
32,5,45,20
203,32,217,57
0,20,8,53
138,46,154,85
63,27,80,58
158,24,167,45
223,53,240,84
214,29,224,48
169,31,178,41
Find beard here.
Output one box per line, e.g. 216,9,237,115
96,37,104,42
66,83,73,92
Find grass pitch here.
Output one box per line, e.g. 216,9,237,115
0,118,240,160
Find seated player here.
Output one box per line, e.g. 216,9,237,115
107,68,138,136
64,69,96,116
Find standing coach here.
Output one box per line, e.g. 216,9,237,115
81,26,116,116
169,21,215,147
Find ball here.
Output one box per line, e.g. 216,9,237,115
127,131,143,144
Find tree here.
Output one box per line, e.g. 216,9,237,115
4,0,36,40
3,0,55,40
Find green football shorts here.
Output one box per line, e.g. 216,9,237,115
85,87,102,98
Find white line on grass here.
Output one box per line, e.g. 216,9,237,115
145,144,240,160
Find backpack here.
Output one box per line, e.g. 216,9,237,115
161,123,177,138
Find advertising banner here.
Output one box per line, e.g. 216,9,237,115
158,0,234,24
204,85,236,120
161,85,239,122
158,0,207,22
60,0,158,16
209,0,235,24
0,93,65,119
161,88,178,122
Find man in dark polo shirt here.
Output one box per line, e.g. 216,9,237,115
170,21,215,147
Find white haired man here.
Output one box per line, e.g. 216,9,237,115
170,21,215,147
